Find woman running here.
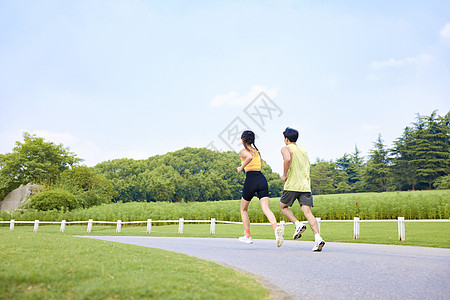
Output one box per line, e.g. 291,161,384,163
237,130,284,247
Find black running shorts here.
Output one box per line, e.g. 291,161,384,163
242,171,269,201
280,190,314,207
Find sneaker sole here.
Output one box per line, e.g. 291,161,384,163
313,241,325,252
293,225,307,239
275,227,284,247
239,238,253,244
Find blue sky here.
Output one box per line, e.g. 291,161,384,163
1,0,449,174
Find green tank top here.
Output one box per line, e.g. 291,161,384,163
284,144,311,192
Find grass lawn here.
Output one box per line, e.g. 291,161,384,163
0,228,272,300
1,221,448,299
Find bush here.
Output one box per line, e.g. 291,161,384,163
28,189,80,211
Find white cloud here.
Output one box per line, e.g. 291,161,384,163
210,85,278,107
370,54,433,70
440,22,450,39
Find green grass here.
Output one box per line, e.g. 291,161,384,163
0,229,272,300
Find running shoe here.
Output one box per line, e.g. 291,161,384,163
293,223,307,239
312,239,325,252
239,235,253,244
275,226,284,247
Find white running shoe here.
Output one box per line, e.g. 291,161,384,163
293,223,307,239
275,226,284,247
312,239,325,252
239,235,253,244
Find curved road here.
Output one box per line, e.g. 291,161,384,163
80,236,450,299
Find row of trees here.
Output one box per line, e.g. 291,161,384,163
0,111,448,210
93,148,283,202
310,111,449,194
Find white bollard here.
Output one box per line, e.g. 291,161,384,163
60,220,66,233
353,217,360,239
316,218,321,234
398,217,405,241
280,220,285,233
10,219,15,231
210,218,216,235
33,220,39,233
87,219,93,233
178,218,184,234
116,220,122,233
147,219,152,233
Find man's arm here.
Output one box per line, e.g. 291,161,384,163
280,146,292,182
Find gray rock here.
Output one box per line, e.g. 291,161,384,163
0,183,43,211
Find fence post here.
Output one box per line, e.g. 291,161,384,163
210,218,216,235
178,218,184,234
33,220,39,233
60,220,66,233
280,220,285,233
87,219,93,233
10,219,15,231
147,219,152,233
398,217,405,241
116,220,122,233
353,217,360,239
316,218,321,234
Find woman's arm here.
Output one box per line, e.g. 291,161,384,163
237,150,253,173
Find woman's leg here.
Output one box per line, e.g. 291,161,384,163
240,198,251,236
259,197,277,229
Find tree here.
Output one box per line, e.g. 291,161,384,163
336,146,364,192
363,135,392,191
392,111,449,190
0,132,81,200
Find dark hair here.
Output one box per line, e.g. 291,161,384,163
241,130,261,157
283,127,299,142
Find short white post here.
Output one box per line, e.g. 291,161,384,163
33,220,39,233
398,217,405,241
280,220,285,233
178,218,184,234
353,217,360,239
60,220,66,233
87,219,93,233
116,220,122,233
210,218,216,235
10,219,15,231
316,217,321,234
147,219,152,233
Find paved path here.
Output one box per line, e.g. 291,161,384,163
80,236,450,299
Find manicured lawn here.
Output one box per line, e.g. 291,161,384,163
0,229,271,300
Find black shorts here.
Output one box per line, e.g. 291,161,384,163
242,171,269,201
280,190,313,207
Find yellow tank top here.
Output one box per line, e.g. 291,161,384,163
242,149,261,172
284,144,311,192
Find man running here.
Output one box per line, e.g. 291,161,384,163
279,127,325,252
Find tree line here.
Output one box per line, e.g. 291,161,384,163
0,111,448,210
310,111,449,194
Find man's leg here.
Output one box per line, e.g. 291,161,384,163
281,202,306,239
301,205,325,251
280,202,298,223
300,205,319,234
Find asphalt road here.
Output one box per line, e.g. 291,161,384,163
80,236,450,300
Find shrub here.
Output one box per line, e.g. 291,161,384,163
28,189,80,211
